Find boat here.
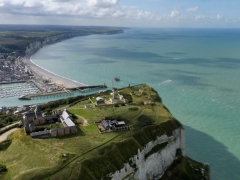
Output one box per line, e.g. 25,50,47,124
18,95,31,100
114,77,120,81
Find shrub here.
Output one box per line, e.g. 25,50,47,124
129,107,138,111
0,164,7,173
137,115,154,126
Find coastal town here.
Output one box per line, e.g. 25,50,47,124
0,53,31,83
0,52,67,99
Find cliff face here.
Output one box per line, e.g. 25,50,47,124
25,30,123,55
110,127,185,180
25,33,83,54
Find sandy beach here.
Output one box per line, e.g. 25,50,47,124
24,50,85,89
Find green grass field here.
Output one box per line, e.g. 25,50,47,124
0,84,179,180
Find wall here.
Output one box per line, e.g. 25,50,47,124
109,127,185,180
50,126,77,137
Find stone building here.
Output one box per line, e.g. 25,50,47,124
29,109,77,138
22,106,45,133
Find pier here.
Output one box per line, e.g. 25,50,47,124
19,91,71,100
18,84,107,100
68,84,107,91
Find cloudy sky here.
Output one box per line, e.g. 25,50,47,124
0,0,239,28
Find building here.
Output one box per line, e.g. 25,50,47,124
22,106,45,133
96,97,105,105
101,120,127,131
109,88,120,104
29,109,77,138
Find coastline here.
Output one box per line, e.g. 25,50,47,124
22,30,124,89
24,43,86,89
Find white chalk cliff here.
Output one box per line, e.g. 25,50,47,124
109,127,185,180
25,33,83,54
25,30,123,55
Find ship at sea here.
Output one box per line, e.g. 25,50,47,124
114,77,120,81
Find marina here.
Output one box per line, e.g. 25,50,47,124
0,82,41,98
18,84,107,100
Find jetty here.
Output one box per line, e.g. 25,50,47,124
68,84,107,91
19,84,107,100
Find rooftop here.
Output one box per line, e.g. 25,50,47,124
60,110,76,127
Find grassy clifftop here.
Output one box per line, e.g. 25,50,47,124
0,84,188,180
0,25,124,55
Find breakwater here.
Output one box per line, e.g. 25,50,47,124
19,84,107,100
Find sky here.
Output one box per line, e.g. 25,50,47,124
0,0,239,28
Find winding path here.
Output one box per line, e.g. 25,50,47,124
0,128,19,142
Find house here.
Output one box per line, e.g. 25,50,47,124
29,109,77,138
101,120,127,131
102,120,112,130
22,106,45,133
96,97,105,105
14,106,30,114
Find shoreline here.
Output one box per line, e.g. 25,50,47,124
22,30,124,90
24,44,86,89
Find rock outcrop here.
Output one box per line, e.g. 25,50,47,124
110,127,185,180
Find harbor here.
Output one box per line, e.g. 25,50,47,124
0,82,41,98
0,52,108,101
18,84,107,100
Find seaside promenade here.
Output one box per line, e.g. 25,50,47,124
24,52,85,89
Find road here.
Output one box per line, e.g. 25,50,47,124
0,128,19,142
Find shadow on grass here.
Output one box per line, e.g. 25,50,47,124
185,125,240,180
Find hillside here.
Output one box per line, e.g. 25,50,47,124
0,84,209,180
0,25,124,55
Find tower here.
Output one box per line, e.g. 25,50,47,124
112,87,118,99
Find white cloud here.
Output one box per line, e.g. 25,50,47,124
87,0,119,8
170,10,180,17
0,0,235,27
187,6,198,12
0,0,163,22
195,15,210,20
217,13,223,20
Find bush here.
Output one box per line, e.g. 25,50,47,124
0,164,7,173
137,115,154,126
120,93,132,103
0,140,12,151
129,107,138,111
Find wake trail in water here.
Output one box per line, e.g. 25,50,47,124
158,79,172,85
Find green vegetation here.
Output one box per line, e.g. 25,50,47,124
0,114,22,128
0,24,124,55
0,140,11,151
0,164,7,173
160,150,210,180
0,84,191,180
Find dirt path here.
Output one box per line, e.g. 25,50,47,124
0,122,20,131
0,128,19,142
76,115,89,126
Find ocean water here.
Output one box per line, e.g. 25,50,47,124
2,28,240,179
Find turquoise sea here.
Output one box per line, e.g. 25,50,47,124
1,28,240,179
